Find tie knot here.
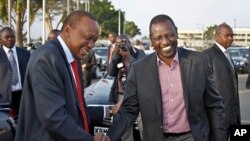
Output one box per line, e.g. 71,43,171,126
71,60,77,67
9,49,13,53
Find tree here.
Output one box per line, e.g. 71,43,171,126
89,0,120,38
88,0,141,38
125,21,141,38
204,25,217,40
35,0,68,32
0,0,39,47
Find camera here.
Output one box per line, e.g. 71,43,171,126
117,62,127,88
119,39,128,52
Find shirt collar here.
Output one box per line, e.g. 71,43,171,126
57,35,75,64
2,45,17,55
156,50,179,66
215,42,227,53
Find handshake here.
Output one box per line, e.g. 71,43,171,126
94,134,111,141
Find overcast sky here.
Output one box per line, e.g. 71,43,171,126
31,0,250,39
110,0,250,37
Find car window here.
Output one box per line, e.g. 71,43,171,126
229,51,240,57
228,47,249,58
93,48,108,56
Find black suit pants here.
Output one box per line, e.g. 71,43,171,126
11,90,22,116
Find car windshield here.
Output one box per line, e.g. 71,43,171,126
229,50,240,57
93,48,108,56
228,47,249,58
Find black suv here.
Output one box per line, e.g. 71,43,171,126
228,46,249,73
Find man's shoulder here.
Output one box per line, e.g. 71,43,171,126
16,47,30,55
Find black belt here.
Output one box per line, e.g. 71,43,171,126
12,90,22,94
163,131,191,137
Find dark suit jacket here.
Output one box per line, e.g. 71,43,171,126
203,44,241,128
107,48,226,141
0,46,30,104
15,39,94,141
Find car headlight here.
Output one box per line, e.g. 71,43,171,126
102,60,106,64
240,61,245,65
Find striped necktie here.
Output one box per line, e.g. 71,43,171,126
8,49,18,85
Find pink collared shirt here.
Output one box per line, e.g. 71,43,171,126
157,52,190,133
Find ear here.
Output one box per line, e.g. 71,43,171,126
64,24,72,37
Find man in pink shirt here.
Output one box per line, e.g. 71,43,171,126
99,14,226,141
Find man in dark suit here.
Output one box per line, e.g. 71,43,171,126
203,23,241,139
0,27,30,117
246,48,250,88
15,11,107,141
99,14,226,141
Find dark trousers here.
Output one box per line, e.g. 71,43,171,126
246,74,250,88
11,90,22,116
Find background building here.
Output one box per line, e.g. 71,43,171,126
178,27,250,50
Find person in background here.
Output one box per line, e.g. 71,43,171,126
0,27,30,118
15,10,108,141
134,39,145,50
203,23,241,139
99,14,226,141
246,48,250,89
182,42,188,48
47,29,60,41
108,34,146,141
81,49,97,87
107,32,117,65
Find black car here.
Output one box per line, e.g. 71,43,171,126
0,107,16,141
228,47,249,73
84,74,141,140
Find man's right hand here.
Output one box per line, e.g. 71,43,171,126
94,134,111,141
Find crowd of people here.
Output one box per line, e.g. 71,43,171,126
0,10,246,141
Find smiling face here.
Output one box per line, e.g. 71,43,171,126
63,16,99,60
150,20,178,62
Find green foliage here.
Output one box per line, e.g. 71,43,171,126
0,0,9,24
125,21,141,38
204,25,217,40
89,0,140,38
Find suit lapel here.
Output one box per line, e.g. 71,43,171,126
50,39,79,103
213,45,235,73
147,53,163,120
178,48,191,111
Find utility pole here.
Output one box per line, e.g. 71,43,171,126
27,0,30,44
8,0,12,27
42,0,46,44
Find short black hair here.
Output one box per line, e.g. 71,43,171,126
0,27,15,38
149,14,178,35
61,10,97,31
